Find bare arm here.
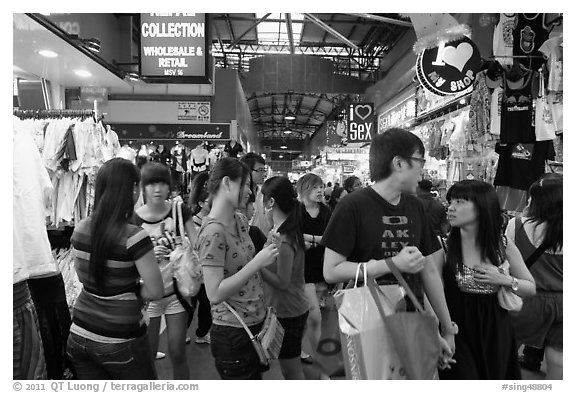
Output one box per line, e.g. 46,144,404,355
260,242,293,290
505,237,537,297
134,249,164,300
202,244,279,304
420,250,453,335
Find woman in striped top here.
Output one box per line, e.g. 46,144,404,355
67,158,164,380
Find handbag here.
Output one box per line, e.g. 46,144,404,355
496,261,523,311
367,259,442,380
224,302,284,370
170,200,202,297
535,69,556,141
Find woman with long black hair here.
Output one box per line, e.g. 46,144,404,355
439,180,536,380
196,158,279,380
507,174,563,379
66,158,163,379
260,176,309,379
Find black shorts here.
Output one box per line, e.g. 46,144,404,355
278,311,309,359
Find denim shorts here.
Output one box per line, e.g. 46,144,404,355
147,293,186,318
210,322,264,380
66,332,157,380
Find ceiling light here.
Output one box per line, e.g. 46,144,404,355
127,71,140,81
283,129,292,134
284,113,296,121
38,49,58,58
278,154,284,159
459,98,467,105
84,38,101,53
280,145,288,149
75,70,92,78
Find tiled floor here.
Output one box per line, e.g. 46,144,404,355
155,297,548,381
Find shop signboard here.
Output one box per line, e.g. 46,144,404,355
139,13,212,83
177,101,210,122
348,103,375,143
111,123,229,141
416,36,482,96
378,98,416,132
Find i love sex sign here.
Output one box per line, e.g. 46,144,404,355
348,103,375,143
416,36,482,96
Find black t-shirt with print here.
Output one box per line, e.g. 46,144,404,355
321,187,441,309
494,141,555,190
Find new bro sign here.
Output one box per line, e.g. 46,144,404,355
348,103,375,143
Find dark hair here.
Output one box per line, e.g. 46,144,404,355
90,158,141,288
247,171,257,204
189,171,210,215
329,186,345,211
261,176,304,249
525,173,562,252
208,157,251,206
369,128,425,182
343,176,360,193
446,180,504,272
296,173,324,199
141,162,172,188
327,182,332,187
418,179,433,192
136,155,148,169
240,152,266,170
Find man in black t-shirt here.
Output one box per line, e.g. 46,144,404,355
321,128,457,370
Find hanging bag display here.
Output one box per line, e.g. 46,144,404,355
170,200,202,297
224,302,284,371
366,258,442,380
535,69,556,141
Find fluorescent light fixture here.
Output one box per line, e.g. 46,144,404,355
127,71,140,81
283,129,292,134
38,49,58,58
459,98,467,105
75,70,92,78
280,145,288,149
278,154,284,158
284,113,296,121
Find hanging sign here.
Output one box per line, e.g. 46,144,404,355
416,36,482,96
348,103,375,143
111,123,230,141
139,13,212,83
177,101,210,122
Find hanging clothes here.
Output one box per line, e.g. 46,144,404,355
539,34,563,92
493,13,517,66
513,13,548,70
467,71,492,144
500,69,536,143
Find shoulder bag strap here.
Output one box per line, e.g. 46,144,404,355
223,301,256,340
177,201,186,241
384,258,426,313
525,242,549,269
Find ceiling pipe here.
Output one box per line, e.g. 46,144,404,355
347,13,412,27
285,13,295,55
303,13,359,51
228,13,272,49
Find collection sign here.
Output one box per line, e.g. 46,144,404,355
416,36,482,96
348,103,375,143
111,123,230,141
177,102,210,122
139,13,210,82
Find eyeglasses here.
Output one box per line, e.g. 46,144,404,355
253,168,267,173
406,157,426,166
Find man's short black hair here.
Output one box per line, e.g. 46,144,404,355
240,152,266,170
369,128,425,182
418,179,433,191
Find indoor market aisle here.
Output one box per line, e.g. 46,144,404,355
155,296,545,380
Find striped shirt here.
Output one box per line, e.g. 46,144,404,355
70,217,154,339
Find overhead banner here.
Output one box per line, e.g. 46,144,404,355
348,103,375,143
139,13,212,83
416,36,482,96
112,123,230,141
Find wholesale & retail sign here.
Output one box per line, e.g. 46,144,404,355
139,13,211,82
416,36,482,96
348,103,375,143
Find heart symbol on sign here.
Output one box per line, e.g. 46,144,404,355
443,43,473,72
355,105,372,120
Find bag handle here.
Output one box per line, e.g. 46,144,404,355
363,265,394,321
384,258,426,313
177,201,187,242
353,262,367,288
223,301,257,341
